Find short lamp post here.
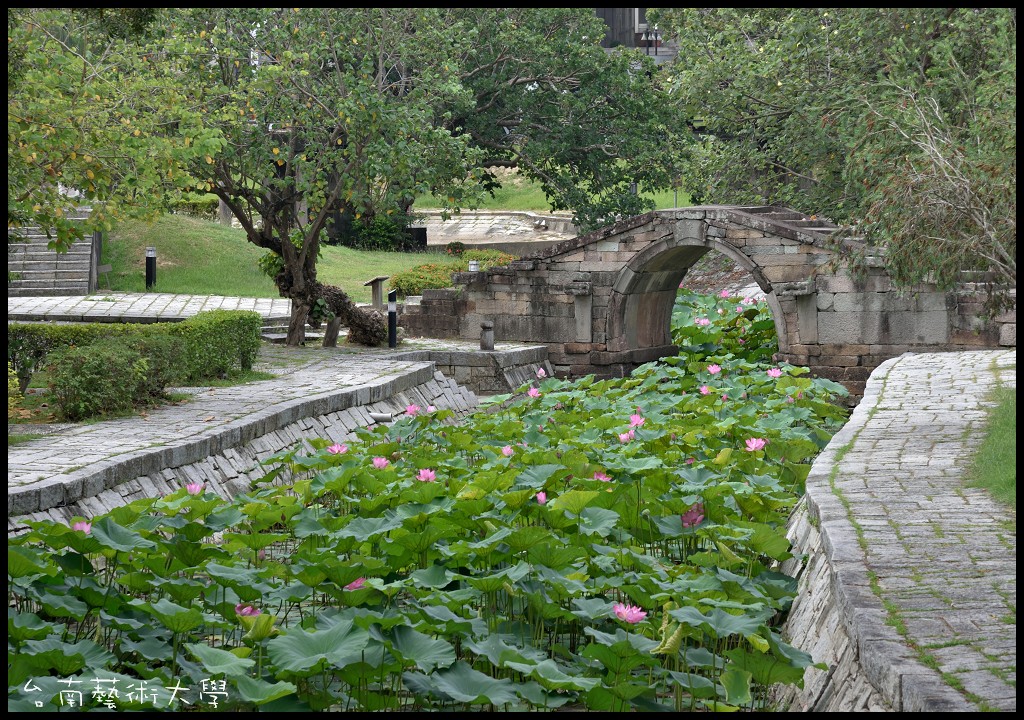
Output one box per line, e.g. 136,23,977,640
642,25,660,56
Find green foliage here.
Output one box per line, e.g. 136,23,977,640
170,310,263,378
8,310,262,394
7,293,849,711
7,8,216,251
8,361,23,417
170,192,219,220
672,290,778,363
390,250,518,296
965,386,1016,511
654,8,1016,311
45,339,152,421
445,241,466,257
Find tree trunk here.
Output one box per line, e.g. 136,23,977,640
286,300,310,346
314,281,387,346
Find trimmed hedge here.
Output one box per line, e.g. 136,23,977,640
8,310,262,392
389,249,518,296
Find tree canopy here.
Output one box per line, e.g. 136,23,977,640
653,7,1015,312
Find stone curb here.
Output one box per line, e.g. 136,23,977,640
7,362,437,517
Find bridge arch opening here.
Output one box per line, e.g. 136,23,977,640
605,236,790,360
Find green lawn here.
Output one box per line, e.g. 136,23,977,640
103,215,451,304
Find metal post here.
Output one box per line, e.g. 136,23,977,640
145,247,156,290
480,320,494,351
388,290,397,349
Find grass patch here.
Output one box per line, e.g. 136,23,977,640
103,215,452,304
964,386,1016,511
8,433,45,446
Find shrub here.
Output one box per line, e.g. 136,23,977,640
169,310,262,380
8,310,262,391
8,361,23,418
389,250,518,296
445,241,466,257
170,192,219,220
46,340,149,421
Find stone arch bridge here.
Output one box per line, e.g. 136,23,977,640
399,206,1013,398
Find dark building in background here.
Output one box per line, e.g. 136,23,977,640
595,8,674,63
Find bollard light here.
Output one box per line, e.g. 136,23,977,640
145,247,156,290
468,260,480,272
388,290,397,349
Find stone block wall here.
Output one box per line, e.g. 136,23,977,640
399,206,1015,399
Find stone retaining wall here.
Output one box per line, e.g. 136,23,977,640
8,369,477,533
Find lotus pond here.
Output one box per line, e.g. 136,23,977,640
8,290,849,712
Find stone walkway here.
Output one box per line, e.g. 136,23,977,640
803,348,1016,711
6,293,1017,711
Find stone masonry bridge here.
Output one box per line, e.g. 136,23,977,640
399,206,1014,398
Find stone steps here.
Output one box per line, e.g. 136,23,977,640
8,223,95,297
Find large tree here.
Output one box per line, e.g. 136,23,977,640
653,8,1015,313
152,8,486,345
8,8,210,249
11,9,681,342
441,8,682,231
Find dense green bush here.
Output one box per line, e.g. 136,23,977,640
8,310,262,391
169,309,262,380
170,192,219,220
390,250,518,296
45,340,151,421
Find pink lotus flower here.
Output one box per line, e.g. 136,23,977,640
417,468,437,482
686,458,695,465
372,457,390,469
695,317,711,327
745,438,767,452
735,306,743,313
719,289,731,298
594,471,612,482
344,577,366,591
72,520,92,534
786,396,795,404
185,482,204,496
707,364,721,375
427,405,436,412
235,604,260,617
718,308,726,315
629,413,645,428
681,502,705,528
501,445,514,457
327,443,348,454
406,404,421,416
742,296,756,305
738,338,745,344
613,602,647,624
536,491,547,505
721,394,728,402
699,385,711,395
618,430,634,443
527,387,541,398
767,367,782,378
536,367,546,378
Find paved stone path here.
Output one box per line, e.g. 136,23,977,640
807,348,1016,711
7,292,292,323
6,293,1017,711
